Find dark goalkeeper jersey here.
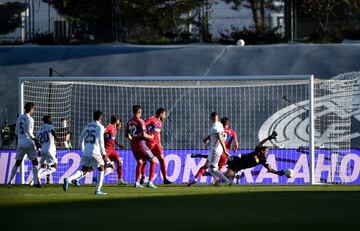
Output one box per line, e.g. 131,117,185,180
227,147,269,172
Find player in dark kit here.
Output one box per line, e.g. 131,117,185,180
190,131,285,183
224,131,285,180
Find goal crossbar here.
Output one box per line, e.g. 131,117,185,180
18,75,319,184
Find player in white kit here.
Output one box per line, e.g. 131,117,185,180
7,102,41,188
63,111,108,195
203,112,231,186
36,115,62,182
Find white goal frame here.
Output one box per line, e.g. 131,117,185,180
18,75,316,184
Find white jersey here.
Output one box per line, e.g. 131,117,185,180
15,113,35,148
209,121,224,153
36,124,56,154
80,121,106,157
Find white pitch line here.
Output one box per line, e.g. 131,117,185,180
203,45,231,76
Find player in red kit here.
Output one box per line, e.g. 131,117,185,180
125,105,157,188
103,115,127,185
219,117,239,168
140,108,172,185
187,117,239,186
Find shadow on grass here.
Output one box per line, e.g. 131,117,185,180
0,190,359,231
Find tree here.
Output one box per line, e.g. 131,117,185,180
222,0,282,31
300,0,343,40
45,0,114,41
119,0,200,43
47,0,200,43
0,2,27,35
342,0,360,30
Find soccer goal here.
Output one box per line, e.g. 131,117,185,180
17,75,357,185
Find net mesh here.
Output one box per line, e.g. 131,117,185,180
21,76,357,184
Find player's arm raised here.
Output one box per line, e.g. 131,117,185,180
256,131,277,148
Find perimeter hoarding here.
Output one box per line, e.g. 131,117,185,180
1,149,359,184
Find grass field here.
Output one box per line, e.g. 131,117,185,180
1,184,359,231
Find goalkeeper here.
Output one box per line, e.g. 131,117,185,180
224,131,285,179
192,131,285,181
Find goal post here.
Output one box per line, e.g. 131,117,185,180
309,75,315,185
17,75,356,185
18,78,25,184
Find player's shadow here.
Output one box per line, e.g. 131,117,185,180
0,188,358,231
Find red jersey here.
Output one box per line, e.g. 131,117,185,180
125,116,147,149
145,116,163,144
104,124,117,150
224,128,238,150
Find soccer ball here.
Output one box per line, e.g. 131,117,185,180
237,39,245,47
285,169,294,178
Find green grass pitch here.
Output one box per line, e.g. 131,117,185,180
1,184,359,231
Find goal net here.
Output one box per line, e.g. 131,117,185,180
16,76,357,185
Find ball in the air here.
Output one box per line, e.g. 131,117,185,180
237,39,245,47
285,169,294,178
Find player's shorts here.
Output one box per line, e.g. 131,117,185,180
15,143,37,161
40,151,57,165
80,154,105,170
206,149,222,169
131,142,154,161
227,156,244,173
106,149,120,161
218,152,228,168
146,142,163,157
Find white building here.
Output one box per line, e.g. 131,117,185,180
0,0,70,42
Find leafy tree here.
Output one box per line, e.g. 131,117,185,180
119,0,200,43
338,0,360,30
0,2,27,35
47,0,200,43
44,0,114,41
222,0,282,31
300,0,343,40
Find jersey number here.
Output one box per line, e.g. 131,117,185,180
38,131,49,143
19,122,24,134
129,125,138,137
85,130,96,143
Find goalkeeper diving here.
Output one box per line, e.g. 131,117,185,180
192,131,285,183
